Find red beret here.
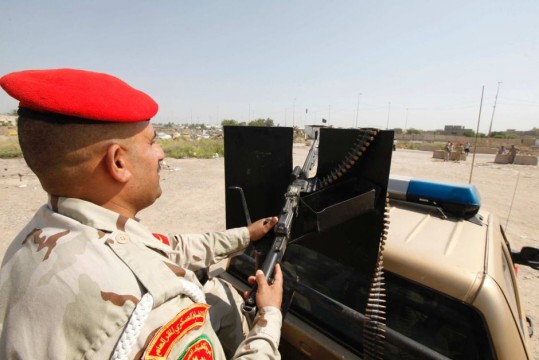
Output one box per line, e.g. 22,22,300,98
0,68,158,122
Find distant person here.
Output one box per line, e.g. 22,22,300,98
464,142,471,156
498,145,506,155
0,68,283,359
509,144,519,164
444,141,452,161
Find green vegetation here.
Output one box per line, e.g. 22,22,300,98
0,136,224,160
490,131,519,139
248,118,274,127
158,138,224,159
406,128,422,135
462,130,487,137
221,119,238,126
0,138,22,158
221,118,275,127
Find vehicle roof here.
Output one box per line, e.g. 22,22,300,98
384,199,490,303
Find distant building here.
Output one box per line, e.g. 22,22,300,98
304,124,328,139
440,125,473,136
0,114,17,126
156,132,172,140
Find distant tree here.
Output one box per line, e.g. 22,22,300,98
490,131,518,139
163,122,175,128
463,130,476,137
248,119,266,127
407,128,422,135
248,118,274,127
221,119,239,127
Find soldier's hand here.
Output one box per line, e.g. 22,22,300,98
245,264,283,309
248,216,278,241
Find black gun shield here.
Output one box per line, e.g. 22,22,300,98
224,126,293,229
225,126,394,318
291,128,394,277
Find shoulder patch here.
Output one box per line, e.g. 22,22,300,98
178,335,214,360
144,303,210,360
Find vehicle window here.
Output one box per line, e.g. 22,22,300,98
501,244,522,333
229,243,495,359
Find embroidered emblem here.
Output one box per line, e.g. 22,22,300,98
178,335,214,360
144,304,209,360
152,232,170,246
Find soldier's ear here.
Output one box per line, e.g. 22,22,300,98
105,144,132,183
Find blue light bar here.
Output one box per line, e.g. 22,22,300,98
388,176,481,218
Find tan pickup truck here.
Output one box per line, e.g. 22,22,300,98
221,126,538,359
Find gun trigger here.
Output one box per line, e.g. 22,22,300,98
242,302,257,316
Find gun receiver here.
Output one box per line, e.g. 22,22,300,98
242,136,319,314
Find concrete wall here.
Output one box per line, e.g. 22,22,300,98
432,150,467,161
396,133,537,154
494,154,538,165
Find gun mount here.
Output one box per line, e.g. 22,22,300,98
224,126,394,357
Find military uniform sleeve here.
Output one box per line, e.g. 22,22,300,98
231,306,282,359
167,227,250,269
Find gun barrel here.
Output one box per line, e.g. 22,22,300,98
301,137,319,177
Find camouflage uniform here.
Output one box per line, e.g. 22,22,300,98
0,196,281,359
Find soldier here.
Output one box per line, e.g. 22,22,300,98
444,141,452,161
509,144,519,164
0,69,283,359
464,142,471,156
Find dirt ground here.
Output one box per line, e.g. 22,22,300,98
0,145,537,356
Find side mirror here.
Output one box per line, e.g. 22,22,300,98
512,246,539,270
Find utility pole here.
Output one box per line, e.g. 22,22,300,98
487,82,502,136
386,101,391,130
405,108,409,133
469,86,485,184
292,98,296,127
328,105,331,124
355,92,362,128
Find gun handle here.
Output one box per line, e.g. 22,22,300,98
241,250,280,315
242,284,258,314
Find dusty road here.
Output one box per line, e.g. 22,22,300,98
1,145,537,356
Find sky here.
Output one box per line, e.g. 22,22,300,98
1,0,538,132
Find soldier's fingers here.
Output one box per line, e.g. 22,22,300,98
271,264,283,286
249,217,277,241
255,269,267,287
263,216,278,228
